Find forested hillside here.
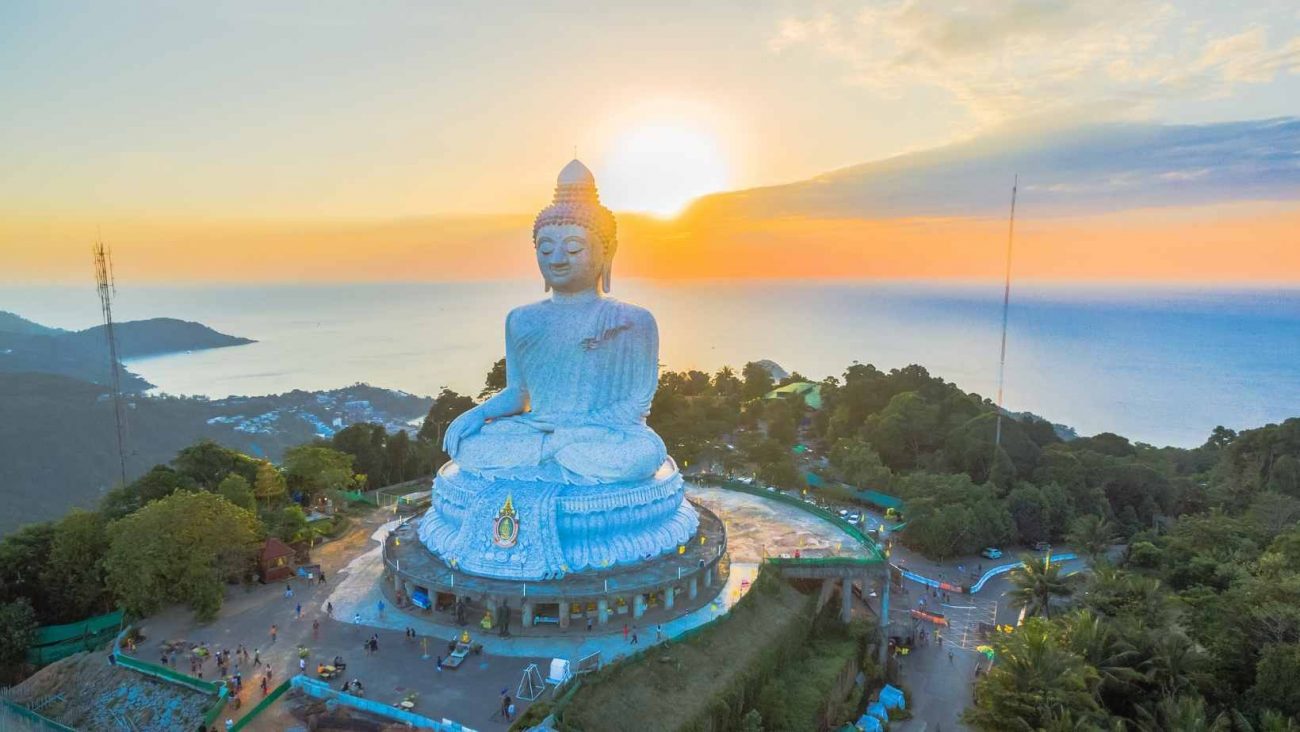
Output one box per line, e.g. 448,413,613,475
0,373,430,533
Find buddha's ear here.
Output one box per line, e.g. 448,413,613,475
601,262,612,294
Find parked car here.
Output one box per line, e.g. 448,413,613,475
1033,541,1051,552
981,547,1003,560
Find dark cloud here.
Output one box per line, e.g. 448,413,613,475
689,117,1300,219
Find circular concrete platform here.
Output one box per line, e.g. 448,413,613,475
382,501,728,634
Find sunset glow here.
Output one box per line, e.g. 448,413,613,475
599,123,732,216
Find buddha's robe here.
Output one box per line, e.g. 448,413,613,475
452,297,668,484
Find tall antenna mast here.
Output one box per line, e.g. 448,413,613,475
992,175,1018,456
93,236,129,488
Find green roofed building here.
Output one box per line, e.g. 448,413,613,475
763,381,822,410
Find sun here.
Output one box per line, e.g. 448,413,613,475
598,123,731,217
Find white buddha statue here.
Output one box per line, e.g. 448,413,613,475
443,159,668,485
418,160,698,580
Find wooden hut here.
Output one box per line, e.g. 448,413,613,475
260,537,295,583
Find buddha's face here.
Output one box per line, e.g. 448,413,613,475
535,223,604,294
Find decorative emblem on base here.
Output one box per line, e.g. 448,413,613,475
493,494,519,548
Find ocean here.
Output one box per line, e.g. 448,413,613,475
3,280,1297,448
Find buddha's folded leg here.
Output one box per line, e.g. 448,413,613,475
454,418,546,470
549,426,668,484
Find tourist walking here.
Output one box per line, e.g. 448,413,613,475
436,655,443,672
326,601,333,617
313,619,320,639
295,602,302,619
270,624,278,644
656,624,663,642
622,623,628,641
299,657,306,672
586,617,593,632
253,649,261,667
319,571,327,584
377,599,385,617
285,583,294,599
948,650,954,664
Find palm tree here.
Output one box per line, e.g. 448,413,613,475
963,618,1102,731
1008,554,1074,620
1068,515,1115,566
1256,710,1300,732
1079,566,1171,626
1134,695,1231,732
1059,610,1144,707
1138,630,1204,698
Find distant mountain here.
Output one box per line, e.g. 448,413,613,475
0,311,67,336
74,317,255,359
686,117,1300,220
0,314,254,391
0,372,433,535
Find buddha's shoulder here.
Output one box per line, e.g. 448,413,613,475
605,298,656,326
507,298,655,326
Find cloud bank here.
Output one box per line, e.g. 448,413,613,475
771,0,1300,124
688,118,1300,219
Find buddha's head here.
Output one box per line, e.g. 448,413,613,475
533,160,618,294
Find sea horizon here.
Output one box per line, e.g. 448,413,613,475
4,279,1298,450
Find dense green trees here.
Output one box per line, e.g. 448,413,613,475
42,510,112,623
828,438,891,488
480,357,507,398
894,472,1013,558
967,417,1300,730
0,599,37,682
171,439,261,487
253,460,288,506
0,412,433,679
216,473,256,511
104,491,260,620
329,422,428,488
741,361,776,400
283,445,358,499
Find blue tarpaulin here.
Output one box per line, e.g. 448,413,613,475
880,683,906,709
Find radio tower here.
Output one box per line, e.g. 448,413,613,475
93,237,129,487
993,175,1018,456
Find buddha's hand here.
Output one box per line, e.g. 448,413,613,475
443,407,486,457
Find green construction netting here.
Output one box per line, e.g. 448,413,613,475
32,610,123,647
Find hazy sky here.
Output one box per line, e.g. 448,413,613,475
3,0,1298,219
